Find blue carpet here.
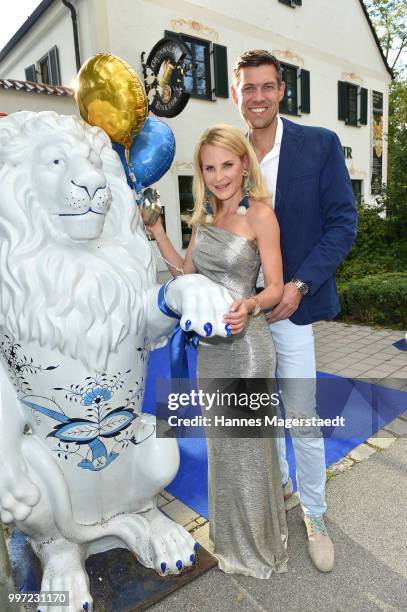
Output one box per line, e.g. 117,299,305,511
393,338,407,351
143,346,407,518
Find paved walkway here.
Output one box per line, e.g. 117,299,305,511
313,321,407,383
152,320,407,612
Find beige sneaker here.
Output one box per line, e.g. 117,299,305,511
283,478,300,510
303,515,334,572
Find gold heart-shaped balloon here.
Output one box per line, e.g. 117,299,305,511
75,53,148,153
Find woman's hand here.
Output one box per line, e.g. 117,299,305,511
223,298,251,335
144,214,165,240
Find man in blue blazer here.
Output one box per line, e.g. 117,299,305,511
232,50,357,572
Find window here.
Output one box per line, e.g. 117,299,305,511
24,46,60,86
39,55,50,84
351,180,363,205
346,84,358,126
183,36,211,99
280,64,297,115
165,31,229,100
178,176,194,248
338,82,367,126
280,63,310,115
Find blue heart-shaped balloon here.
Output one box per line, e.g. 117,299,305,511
113,117,175,189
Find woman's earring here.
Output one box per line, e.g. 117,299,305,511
243,170,253,197
237,170,252,216
204,187,214,223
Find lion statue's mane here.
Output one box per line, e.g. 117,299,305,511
0,111,156,370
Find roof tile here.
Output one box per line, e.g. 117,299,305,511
0,78,73,97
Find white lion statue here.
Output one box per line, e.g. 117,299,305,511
0,111,232,611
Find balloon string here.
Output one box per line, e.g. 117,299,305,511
144,224,184,275
126,157,143,201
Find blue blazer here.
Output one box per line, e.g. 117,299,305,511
274,118,357,325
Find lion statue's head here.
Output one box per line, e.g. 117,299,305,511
0,111,156,369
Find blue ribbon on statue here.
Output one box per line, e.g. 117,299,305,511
158,279,199,379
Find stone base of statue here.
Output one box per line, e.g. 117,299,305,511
7,529,216,611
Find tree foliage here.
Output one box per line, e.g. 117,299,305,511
385,79,407,227
336,200,405,283
338,272,407,327
364,0,406,74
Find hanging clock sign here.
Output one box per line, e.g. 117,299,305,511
141,37,194,118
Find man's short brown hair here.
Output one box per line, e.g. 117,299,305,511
233,49,282,84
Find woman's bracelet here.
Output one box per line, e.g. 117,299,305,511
249,295,262,317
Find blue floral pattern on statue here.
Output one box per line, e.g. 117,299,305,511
82,385,112,406
0,332,151,472
0,334,59,393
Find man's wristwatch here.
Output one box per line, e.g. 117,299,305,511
291,278,309,296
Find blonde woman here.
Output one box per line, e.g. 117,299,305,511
147,124,288,578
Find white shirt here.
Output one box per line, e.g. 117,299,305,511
259,114,283,209
255,115,284,287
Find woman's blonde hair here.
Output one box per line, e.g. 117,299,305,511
190,124,270,226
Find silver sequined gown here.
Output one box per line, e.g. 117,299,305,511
192,225,288,578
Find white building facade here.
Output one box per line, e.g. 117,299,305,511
0,0,392,264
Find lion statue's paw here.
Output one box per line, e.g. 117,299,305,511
108,507,197,575
144,507,197,575
33,539,92,612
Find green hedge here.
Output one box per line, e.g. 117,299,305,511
337,272,407,327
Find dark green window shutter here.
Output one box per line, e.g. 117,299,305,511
213,44,228,98
48,46,60,86
24,64,37,82
300,69,310,113
338,81,347,121
359,87,368,125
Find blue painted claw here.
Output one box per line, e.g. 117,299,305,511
176,559,183,571
194,542,199,551
161,562,167,574
225,323,232,336
204,322,213,337
83,604,89,612
190,553,196,563
185,319,191,331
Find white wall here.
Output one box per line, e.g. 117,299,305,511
183,0,388,76
0,88,77,115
